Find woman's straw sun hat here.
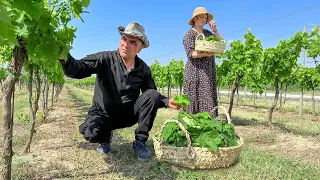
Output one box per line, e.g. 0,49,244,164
189,7,214,25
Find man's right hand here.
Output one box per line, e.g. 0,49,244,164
58,46,64,60
168,98,181,110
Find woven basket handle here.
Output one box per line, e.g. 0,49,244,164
159,119,195,159
195,33,205,41
210,106,232,124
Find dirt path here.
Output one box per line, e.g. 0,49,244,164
12,87,120,179
20,86,107,179
13,86,175,179
11,86,320,179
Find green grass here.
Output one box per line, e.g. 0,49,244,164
218,94,320,116
0,89,34,152
230,109,320,137
0,89,30,124
11,155,36,179
64,84,320,180
171,146,320,180
11,156,73,180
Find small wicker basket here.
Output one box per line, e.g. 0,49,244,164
195,33,226,54
153,106,243,169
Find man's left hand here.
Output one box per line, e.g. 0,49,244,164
168,98,181,110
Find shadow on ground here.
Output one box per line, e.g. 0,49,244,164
66,86,91,119
228,116,266,126
74,132,179,179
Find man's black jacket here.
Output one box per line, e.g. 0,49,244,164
60,50,169,117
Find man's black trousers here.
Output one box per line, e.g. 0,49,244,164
79,89,162,143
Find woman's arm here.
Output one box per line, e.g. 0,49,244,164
191,51,214,58
209,21,224,40
213,29,224,40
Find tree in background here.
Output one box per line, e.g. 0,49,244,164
0,0,90,179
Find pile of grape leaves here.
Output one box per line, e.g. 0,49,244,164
162,94,238,152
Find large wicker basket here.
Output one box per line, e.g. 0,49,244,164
195,33,226,54
153,106,243,169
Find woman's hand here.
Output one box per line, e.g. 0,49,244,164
202,52,215,57
191,51,215,59
209,20,217,32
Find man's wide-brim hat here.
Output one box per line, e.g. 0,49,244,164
117,22,149,48
188,7,214,25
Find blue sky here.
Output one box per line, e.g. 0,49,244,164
69,0,320,67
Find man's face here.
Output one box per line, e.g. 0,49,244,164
119,34,144,60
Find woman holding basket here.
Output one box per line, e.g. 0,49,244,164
183,7,224,117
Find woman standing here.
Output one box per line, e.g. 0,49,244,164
183,7,224,117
